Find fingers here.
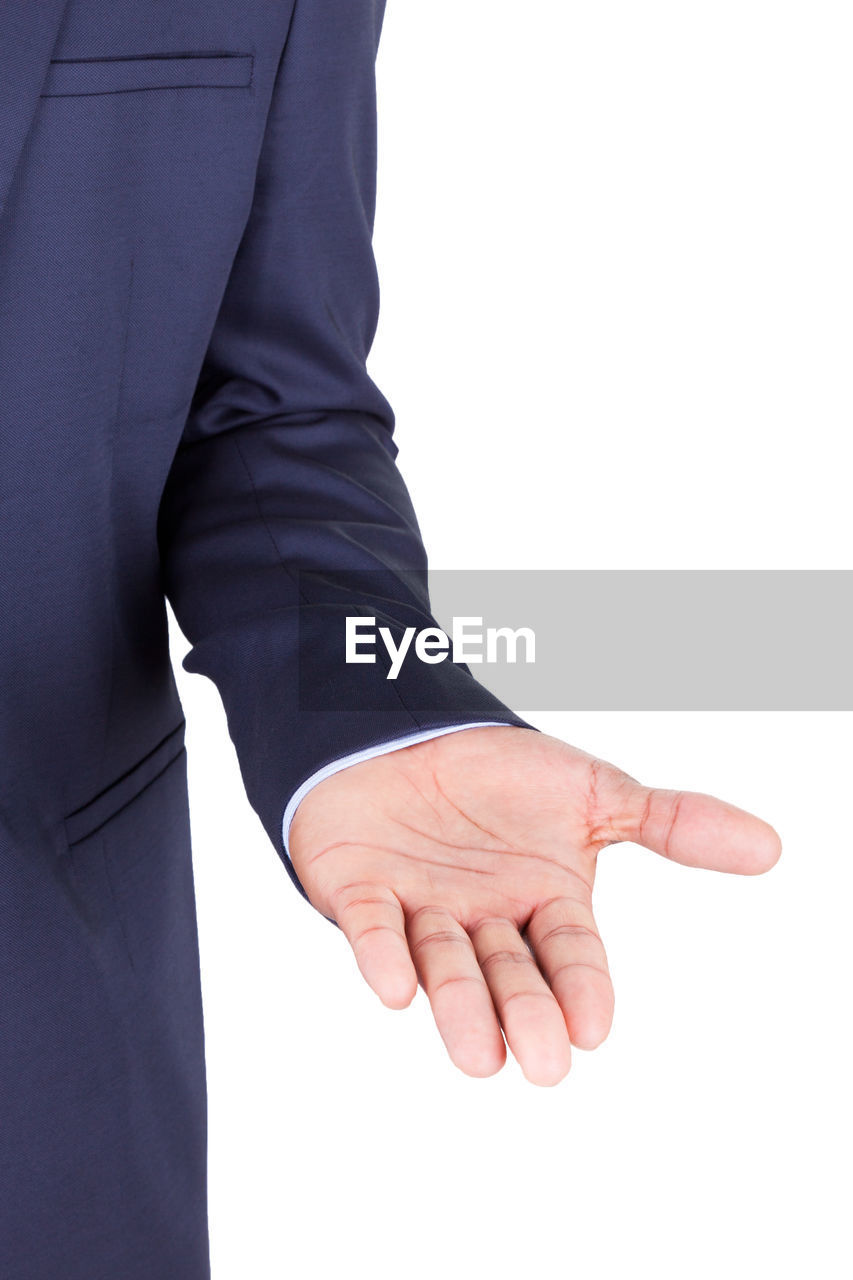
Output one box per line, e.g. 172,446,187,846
338,894,606,1083
406,907,507,1079
607,779,782,875
523,896,614,1050
332,882,418,1010
468,916,573,1085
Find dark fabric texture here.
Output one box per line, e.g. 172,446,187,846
0,0,534,1274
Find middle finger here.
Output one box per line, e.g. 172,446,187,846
469,916,572,1086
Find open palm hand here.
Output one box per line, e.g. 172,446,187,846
289,726,781,1085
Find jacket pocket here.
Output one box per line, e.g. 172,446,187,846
41,52,253,97
59,719,193,986
63,719,187,847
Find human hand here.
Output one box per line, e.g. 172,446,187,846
288,726,781,1085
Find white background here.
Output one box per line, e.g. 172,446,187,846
169,3,852,1276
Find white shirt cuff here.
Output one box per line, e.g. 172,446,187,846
281,722,510,857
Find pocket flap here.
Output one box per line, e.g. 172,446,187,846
42,53,253,97
64,720,187,846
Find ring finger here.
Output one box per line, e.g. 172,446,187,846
469,915,572,1086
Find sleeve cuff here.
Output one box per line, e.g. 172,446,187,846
281,721,511,860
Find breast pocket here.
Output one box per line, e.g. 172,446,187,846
41,52,253,97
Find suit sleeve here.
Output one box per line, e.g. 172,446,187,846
156,0,536,903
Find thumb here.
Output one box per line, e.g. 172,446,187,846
608,780,782,875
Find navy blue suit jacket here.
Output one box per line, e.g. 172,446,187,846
1,0,529,891
0,2,528,1273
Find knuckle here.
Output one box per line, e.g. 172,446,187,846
431,974,483,997
537,922,601,947
408,904,454,928
499,988,553,1009
468,915,515,936
411,930,468,955
480,947,537,974
527,895,596,942
352,923,402,947
332,881,392,910
584,759,637,846
551,960,611,983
